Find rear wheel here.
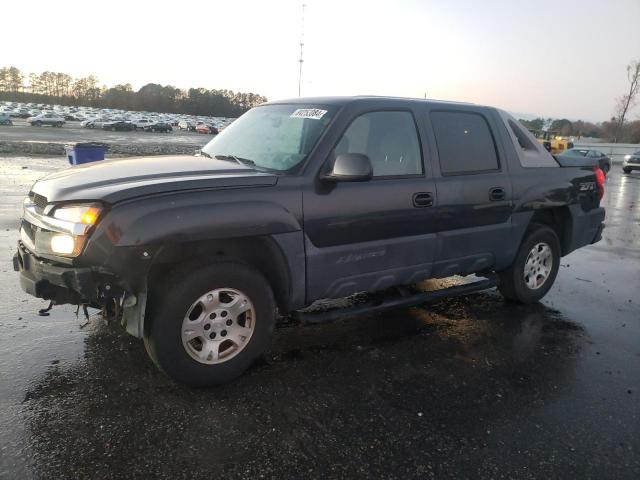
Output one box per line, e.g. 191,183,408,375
144,263,276,386
498,225,560,304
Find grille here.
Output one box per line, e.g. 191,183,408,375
21,220,36,243
29,192,48,211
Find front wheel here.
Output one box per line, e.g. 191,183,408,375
623,168,631,174
144,263,276,386
498,225,561,304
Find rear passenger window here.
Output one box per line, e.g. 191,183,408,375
335,111,422,177
431,111,499,175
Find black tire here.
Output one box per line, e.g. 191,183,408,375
498,225,561,304
34,121,42,127
144,263,276,387
623,168,631,174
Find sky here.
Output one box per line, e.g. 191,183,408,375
2,0,639,121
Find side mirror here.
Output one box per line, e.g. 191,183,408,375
323,153,373,182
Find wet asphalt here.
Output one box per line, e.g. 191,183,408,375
0,156,638,479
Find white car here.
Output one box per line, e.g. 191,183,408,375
91,118,112,129
132,119,155,130
27,113,65,127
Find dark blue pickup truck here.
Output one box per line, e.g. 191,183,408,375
14,96,605,386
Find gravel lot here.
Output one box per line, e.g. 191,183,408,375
0,157,638,479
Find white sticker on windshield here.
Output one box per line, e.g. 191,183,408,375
290,108,327,120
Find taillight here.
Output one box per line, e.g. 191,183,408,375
593,166,605,201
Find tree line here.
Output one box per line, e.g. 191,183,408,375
2,61,640,139
0,66,268,117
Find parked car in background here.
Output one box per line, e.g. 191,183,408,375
195,123,214,134
0,113,13,125
103,120,136,132
623,151,640,174
144,122,172,133
133,119,155,130
27,113,65,127
559,148,611,175
2,100,235,135
91,118,112,129
178,120,196,131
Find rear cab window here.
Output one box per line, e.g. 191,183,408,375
430,110,499,175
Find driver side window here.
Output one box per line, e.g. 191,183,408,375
335,111,423,177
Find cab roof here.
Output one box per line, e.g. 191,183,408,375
265,95,486,109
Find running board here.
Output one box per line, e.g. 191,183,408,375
293,277,498,325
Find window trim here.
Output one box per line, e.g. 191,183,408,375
430,109,502,177
324,108,426,180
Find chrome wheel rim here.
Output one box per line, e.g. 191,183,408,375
523,242,553,290
181,288,255,365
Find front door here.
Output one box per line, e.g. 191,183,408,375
303,109,438,301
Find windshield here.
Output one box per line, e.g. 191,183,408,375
201,104,334,172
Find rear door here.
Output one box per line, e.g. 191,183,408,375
426,108,514,276
303,108,438,300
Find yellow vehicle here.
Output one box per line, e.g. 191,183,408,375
531,130,574,154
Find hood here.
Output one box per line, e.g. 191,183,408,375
31,155,278,204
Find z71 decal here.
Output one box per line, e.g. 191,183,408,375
579,182,596,191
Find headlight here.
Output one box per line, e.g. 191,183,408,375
50,234,77,255
52,204,102,226
624,155,631,162
21,202,103,257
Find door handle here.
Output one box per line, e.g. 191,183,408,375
413,192,434,208
489,187,506,201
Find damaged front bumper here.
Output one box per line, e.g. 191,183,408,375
14,241,147,338
14,241,96,304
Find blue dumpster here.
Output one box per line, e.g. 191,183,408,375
65,142,109,165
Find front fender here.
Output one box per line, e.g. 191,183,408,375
81,190,303,280
89,189,301,247
108,200,300,247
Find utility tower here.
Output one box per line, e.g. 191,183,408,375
298,3,306,97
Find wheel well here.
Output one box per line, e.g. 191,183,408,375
146,236,291,313
529,207,572,255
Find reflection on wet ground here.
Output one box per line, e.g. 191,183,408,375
22,293,588,479
1,161,639,478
